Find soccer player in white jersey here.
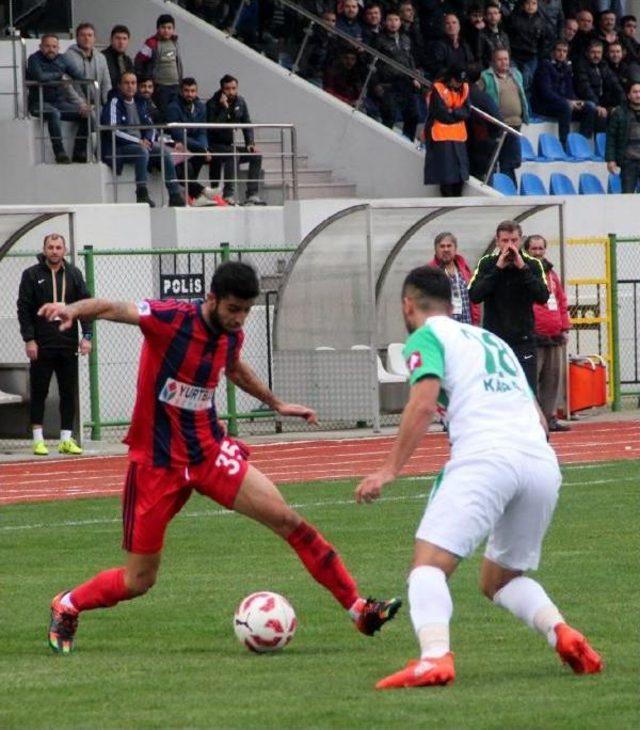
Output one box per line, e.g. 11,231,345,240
356,265,602,689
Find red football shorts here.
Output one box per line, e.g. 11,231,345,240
121,438,249,554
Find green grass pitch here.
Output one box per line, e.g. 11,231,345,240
1,460,638,729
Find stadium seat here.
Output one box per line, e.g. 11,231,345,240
607,173,622,194
549,173,577,195
315,346,335,350
538,133,570,161
520,136,538,161
491,172,517,196
520,173,547,195
386,343,409,377
566,132,595,161
578,173,605,195
594,133,606,161
377,355,406,383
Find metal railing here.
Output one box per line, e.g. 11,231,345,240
24,77,100,162
100,122,298,206
195,0,522,183
0,33,25,119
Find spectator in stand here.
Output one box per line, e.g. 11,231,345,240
428,232,480,324
562,16,578,48
500,0,519,20
362,2,383,45
480,3,511,67
468,220,549,393
137,77,164,124
620,15,640,64
324,48,364,106
532,39,598,143
466,62,503,180
167,77,220,207
336,0,363,41
574,40,624,125
607,41,640,88
606,81,640,193
297,10,337,87
135,13,184,116
595,9,620,51
26,34,85,164
423,65,470,197
63,22,112,163
373,10,421,140
570,10,595,63
102,25,134,89
523,234,571,432
428,13,474,79
479,48,529,183
206,74,265,206
507,0,546,95
462,4,486,63
16,233,92,457
186,0,230,26
537,0,565,57
100,72,186,207
399,2,426,68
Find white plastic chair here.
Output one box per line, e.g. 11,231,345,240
386,342,410,378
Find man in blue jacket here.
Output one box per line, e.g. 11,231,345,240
532,39,598,144
101,71,185,207
26,34,84,164
166,78,217,206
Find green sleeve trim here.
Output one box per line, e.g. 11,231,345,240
403,324,445,386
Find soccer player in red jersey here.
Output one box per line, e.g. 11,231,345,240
39,261,401,654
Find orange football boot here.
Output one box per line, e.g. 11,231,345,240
376,652,455,689
555,623,603,674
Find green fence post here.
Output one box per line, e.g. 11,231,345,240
608,233,621,412
84,245,102,439
220,242,239,436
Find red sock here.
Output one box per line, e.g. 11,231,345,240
287,521,359,610
69,567,132,612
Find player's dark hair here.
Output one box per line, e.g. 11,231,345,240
522,234,547,252
181,76,198,88
210,261,259,300
220,74,238,87
111,24,130,37
496,219,522,236
402,266,451,309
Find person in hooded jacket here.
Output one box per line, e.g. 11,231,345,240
16,233,92,456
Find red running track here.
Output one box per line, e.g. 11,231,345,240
0,421,638,505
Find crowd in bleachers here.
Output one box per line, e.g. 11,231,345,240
180,0,640,193
25,12,266,207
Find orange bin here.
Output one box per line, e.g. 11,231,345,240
569,357,607,413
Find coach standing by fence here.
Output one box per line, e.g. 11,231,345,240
468,220,549,394
16,233,92,456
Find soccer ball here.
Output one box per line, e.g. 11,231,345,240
233,591,297,653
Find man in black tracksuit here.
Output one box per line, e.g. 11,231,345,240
16,233,92,456
468,220,549,394
206,74,264,205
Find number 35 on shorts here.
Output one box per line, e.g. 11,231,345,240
214,438,249,476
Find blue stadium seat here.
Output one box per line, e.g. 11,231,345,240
491,172,517,196
520,136,538,161
594,133,606,161
578,173,605,195
549,173,577,195
520,173,547,195
566,132,595,161
538,133,570,161
608,173,622,194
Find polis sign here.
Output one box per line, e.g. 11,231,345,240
160,273,205,300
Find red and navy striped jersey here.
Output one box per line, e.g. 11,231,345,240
123,299,244,467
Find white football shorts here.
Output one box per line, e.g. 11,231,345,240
416,448,561,571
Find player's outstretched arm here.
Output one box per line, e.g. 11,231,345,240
227,359,318,424
38,299,141,330
355,377,439,504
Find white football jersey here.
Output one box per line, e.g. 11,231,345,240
403,315,552,459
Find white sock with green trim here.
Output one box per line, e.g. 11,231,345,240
33,427,44,443
60,430,72,442
408,565,453,658
493,576,564,647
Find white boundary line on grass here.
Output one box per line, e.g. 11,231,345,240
2,472,637,533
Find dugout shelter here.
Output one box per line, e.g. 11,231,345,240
273,199,566,430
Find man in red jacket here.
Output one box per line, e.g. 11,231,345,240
428,232,481,326
524,235,571,432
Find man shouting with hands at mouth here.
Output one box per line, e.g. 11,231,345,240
468,220,549,394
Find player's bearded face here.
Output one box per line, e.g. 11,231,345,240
210,295,254,333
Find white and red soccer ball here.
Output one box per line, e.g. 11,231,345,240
234,591,297,653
